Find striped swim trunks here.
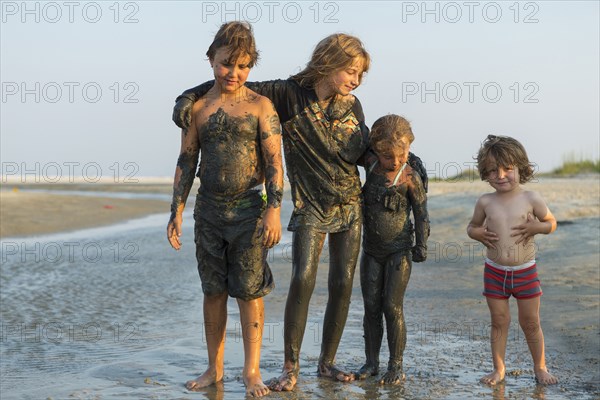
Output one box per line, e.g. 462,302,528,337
482,258,542,299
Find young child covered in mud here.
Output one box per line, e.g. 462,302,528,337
467,135,558,386
356,115,429,385
166,21,283,397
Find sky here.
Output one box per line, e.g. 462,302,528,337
1,0,598,182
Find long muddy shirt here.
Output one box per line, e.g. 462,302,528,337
362,162,429,259
185,79,369,232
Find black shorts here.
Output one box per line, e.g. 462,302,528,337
193,190,274,301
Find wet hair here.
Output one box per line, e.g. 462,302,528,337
370,114,414,155
206,21,259,68
476,135,534,183
291,33,370,89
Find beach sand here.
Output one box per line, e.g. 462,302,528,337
0,188,170,238
0,177,598,399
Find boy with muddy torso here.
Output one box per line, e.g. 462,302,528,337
166,22,283,397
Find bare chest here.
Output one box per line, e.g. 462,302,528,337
485,197,533,238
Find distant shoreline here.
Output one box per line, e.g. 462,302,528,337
1,177,597,239
0,190,170,239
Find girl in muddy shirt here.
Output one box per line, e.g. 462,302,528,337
356,115,429,385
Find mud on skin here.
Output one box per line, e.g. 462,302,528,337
170,146,199,220
197,108,265,197
358,162,429,384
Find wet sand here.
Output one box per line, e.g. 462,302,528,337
0,177,598,399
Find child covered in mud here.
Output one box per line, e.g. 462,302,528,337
467,135,558,386
166,21,283,397
356,115,429,385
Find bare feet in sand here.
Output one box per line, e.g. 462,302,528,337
267,367,298,392
379,366,405,385
186,368,222,391
317,363,355,382
480,369,505,385
244,373,270,397
535,368,558,385
356,363,379,380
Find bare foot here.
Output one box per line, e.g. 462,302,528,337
317,363,355,382
535,368,558,385
356,363,379,380
267,367,297,392
186,368,222,391
379,366,405,385
480,369,505,385
244,374,270,397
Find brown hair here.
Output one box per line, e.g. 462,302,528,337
206,21,259,68
291,33,370,89
370,114,414,154
476,135,534,183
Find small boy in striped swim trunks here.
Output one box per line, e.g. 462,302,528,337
467,135,558,386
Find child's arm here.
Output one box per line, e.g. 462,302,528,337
173,82,214,129
408,172,430,262
258,97,284,248
408,152,428,193
167,108,200,250
511,191,557,245
467,196,499,248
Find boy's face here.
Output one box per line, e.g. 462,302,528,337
328,57,364,96
210,47,252,94
485,158,520,192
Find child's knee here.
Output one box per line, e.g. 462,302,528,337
382,300,402,318
518,315,540,333
205,291,228,304
328,277,353,297
363,296,383,315
490,312,511,327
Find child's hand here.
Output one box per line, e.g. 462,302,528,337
172,96,195,129
258,208,281,248
167,213,183,250
511,213,538,244
470,225,499,249
412,246,427,262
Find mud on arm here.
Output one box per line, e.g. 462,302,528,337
408,172,430,262
167,118,200,250
172,81,214,129
258,98,284,247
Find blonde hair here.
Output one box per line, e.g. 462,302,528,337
291,33,370,89
370,114,414,155
476,135,534,183
206,21,259,68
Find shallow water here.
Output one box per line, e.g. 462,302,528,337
1,191,598,399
